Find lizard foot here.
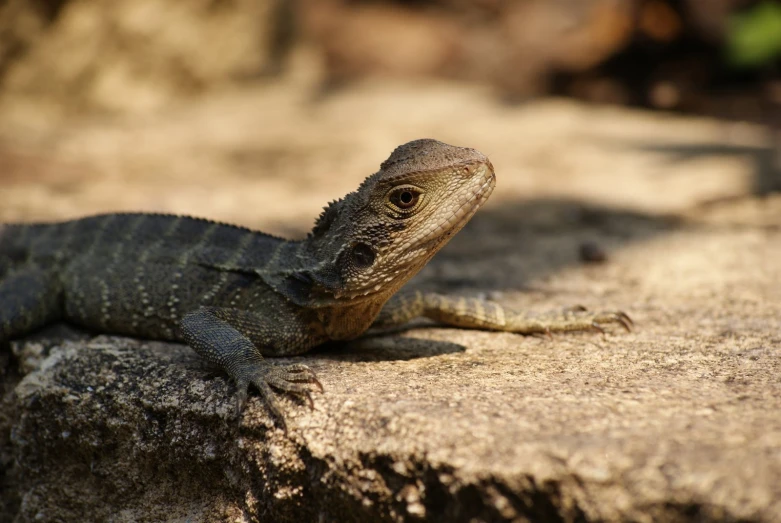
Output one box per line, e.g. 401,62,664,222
538,308,633,334
234,363,323,432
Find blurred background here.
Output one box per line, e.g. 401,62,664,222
0,0,779,238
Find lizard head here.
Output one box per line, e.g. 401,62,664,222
298,139,495,304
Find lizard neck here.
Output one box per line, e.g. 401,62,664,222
316,299,386,340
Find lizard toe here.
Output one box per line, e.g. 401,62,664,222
273,363,324,392
234,379,250,421
266,375,317,410
592,311,634,332
229,369,289,431
253,379,288,432
589,321,606,335
265,364,324,406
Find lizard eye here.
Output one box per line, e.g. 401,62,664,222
351,242,375,269
388,186,421,210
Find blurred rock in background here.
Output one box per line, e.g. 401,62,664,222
0,0,291,113
299,0,636,99
0,0,778,115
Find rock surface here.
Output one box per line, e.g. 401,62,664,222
1,79,781,521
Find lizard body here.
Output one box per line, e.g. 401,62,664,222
0,139,630,429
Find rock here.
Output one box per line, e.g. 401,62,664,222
0,0,288,113
3,307,780,521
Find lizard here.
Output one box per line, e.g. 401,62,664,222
0,139,631,430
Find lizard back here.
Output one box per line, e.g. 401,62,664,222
1,213,293,340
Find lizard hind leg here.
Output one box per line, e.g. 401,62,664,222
374,290,632,335
179,307,323,431
0,267,63,343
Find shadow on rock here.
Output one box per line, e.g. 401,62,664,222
417,196,678,294
314,335,466,363
613,137,781,198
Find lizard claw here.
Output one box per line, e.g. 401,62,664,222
516,308,634,335
278,363,325,392
233,377,288,432
589,322,606,335
230,363,322,432
616,312,634,332
235,380,249,421
257,380,288,433
592,311,633,332
310,376,325,393
260,363,324,412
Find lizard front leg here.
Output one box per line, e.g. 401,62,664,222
374,290,632,335
179,307,323,431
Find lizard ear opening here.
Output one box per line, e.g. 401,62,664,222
350,243,375,269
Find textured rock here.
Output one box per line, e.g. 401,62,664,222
3,220,781,521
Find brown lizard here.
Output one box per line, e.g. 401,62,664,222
0,139,631,429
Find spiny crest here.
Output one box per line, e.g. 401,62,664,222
310,171,381,239
310,197,347,237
